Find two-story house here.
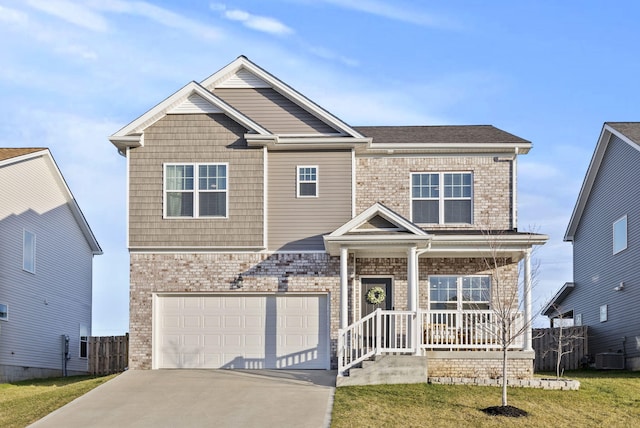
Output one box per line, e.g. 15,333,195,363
0,148,102,382
110,56,547,384
543,122,640,370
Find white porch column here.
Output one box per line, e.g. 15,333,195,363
407,245,419,354
523,248,532,351
407,246,418,311
340,246,349,330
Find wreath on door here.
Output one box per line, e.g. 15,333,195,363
366,286,386,305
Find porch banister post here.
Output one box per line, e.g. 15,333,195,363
340,246,349,330
524,248,532,351
408,245,418,354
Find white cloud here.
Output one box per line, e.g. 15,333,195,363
89,0,222,40
319,0,460,29
0,5,29,25
25,0,109,32
211,3,293,36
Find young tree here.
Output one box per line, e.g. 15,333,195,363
476,227,544,410
543,306,585,378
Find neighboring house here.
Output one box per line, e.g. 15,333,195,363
543,122,640,370
109,56,547,383
0,148,102,382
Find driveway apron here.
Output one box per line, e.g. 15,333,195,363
29,369,337,428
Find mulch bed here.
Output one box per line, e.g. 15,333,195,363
481,405,529,417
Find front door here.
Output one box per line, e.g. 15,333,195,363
361,278,393,317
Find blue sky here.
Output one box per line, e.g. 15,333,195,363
1,1,638,334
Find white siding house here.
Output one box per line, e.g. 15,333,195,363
0,148,102,382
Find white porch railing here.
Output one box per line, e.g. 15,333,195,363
338,309,524,375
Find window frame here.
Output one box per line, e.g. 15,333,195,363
79,323,89,359
411,172,473,225
0,303,7,321
428,275,491,310
163,162,229,219
23,230,36,273
613,215,627,255
599,304,608,322
296,165,318,198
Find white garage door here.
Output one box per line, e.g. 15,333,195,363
155,294,329,369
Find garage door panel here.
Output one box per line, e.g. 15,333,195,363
156,295,328,369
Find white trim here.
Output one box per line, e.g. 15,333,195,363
351,149,356,218
200,56,365,139
126,147,131,249
512,148,518,230
600,304,608,322
263,147,268,249
566,123,640,241
0,302,8,321
296,165,318,198
613,215,628,255
410,171,473,225
79,323,89,359
163,162,229,219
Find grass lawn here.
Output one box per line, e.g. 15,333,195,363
0,374,117,428
331,370,640,427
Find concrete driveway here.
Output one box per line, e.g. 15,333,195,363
30,369,337,428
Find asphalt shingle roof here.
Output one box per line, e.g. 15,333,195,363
353,125,530,145
0,148,45,162
606,122,640,145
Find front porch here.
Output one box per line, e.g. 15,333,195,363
338,308,525,376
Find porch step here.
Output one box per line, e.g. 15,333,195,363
337,355,428,387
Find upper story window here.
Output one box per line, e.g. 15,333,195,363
429,275,490,310
411,172,472,224
0,303,7,321
297,166,318,197
164,163,228,218
613,215,627,254
23,230,36,273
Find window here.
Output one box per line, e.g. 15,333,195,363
412,172,472,224
0,303,7,321
575,313,582,326
297,166,318,197
23,230,36,273
79,324,89,358
165,163,227,218
429,275,490,310
600,305,608,322
613,215,627,254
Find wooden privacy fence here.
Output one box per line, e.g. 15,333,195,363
89,334,129,375
532,326,588,372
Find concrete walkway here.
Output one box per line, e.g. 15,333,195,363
30,369,337,428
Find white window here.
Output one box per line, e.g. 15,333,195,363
613,215,627,254
412,172,472,224
0,303,7,321
79,323,89,358
429,275,490,310
297,166,318,197
23,230,36,273
600,305,608,322
164,163,228,218
575,313,582,326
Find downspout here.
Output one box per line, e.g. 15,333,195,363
512,147,518,230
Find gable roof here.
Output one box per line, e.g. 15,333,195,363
109,56,371,155
565,122,640,241
323,202,431,256
541,282,575,317
0,148,102,255
201,56,366,139
109,81,271,154
355,125,532,154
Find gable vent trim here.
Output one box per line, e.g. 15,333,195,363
218,69,272,89
167,94,224,114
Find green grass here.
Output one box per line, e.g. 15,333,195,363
0,374,117,428
331,370,640,427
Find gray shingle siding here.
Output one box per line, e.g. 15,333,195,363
572,135,640,358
